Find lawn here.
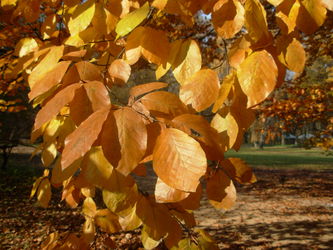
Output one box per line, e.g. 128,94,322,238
225,144,333,169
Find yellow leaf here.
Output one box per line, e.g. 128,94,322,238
51,158,81,186
68,0,96,36
33,83,81,132
237,50,278,108
82,217,95,244
212,71,235,112
14,38,38,58
29,61,71,100
28,45,64,89
41,142,57,167
211,112,238,150
1,0,17,8
102,185,139,216
36,178,52,208
116,2,150,38
266,0,283,5
92,3,118,35
82,197,97,218
212,0,245,39
277,36,306,73
141,225,161,250
207,170,236,210
180,69,220,112
30,176,43,199
196,229,220,250
172,39,202,85
118,203,142,231
153,128,207,192
276,0,300,35
95,209,122,233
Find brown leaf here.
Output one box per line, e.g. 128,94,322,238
296,0,326,34
61,107,110,170
180,69,220,112
69,86,94,126
212,0,245,39
237,50,278,108
222,158,257,184
244,0,272,47
153,128,207,192
207,170,236,210
34,83,82,131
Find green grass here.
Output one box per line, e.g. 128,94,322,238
225,145,333,169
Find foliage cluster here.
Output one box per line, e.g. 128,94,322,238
0,0,332,248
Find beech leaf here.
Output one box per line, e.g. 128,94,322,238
116,2,150,38
237,50,278,108
180,69,220,112
61,107,110,170
153,128,207,192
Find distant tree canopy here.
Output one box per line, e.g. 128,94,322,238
0,0,332,248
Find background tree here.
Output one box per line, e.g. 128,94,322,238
0,0,331,248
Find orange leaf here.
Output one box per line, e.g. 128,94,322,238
29,61,71,100
125,27,170,65
296,0,326,34
75,61,102,82
172,114,224,160
180,69,220,112
212,71,235,112
276,36,306,73
237,50,278,108
140,91,188,118
171,39,202,85
102,107,147,176
244,0,272,47
153,128,207,192
61,107,110,170
69,86,94,126
108,59,131,86
155,178,190,203
212,0,245,39
129,82,168,98
83,81,111,110
34,83,82,131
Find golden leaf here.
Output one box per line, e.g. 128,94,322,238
68,0,96,36
237,50,278,108
180,69,220,112
153,128,207,192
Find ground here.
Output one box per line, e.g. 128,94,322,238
0,146,333,249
